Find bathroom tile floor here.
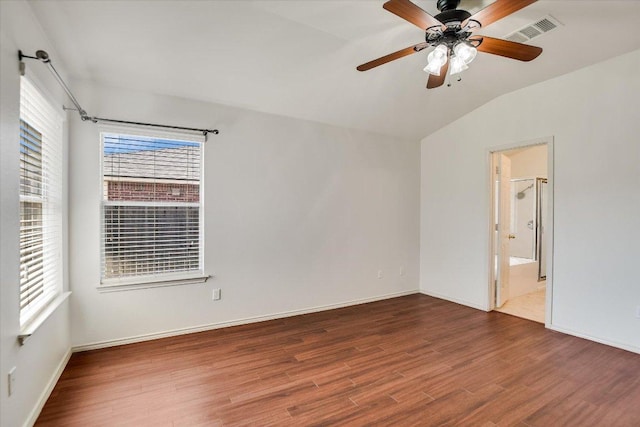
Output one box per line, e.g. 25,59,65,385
495,285,546,323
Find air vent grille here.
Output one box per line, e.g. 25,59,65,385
505,15,562,43
520,26,542,39
534,18,557,33
506,32,529,44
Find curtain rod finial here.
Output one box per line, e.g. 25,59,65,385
35,50,50,63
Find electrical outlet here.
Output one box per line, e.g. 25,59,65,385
636,306,640,319
8,367,16,396
212,288,221,301
400,266,405,277
377,270,383,279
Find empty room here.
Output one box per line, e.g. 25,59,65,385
1,0,639,425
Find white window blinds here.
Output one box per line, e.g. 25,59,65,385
101,132,203,282
19,77,64,326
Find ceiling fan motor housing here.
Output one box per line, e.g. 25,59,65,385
434,9,472,27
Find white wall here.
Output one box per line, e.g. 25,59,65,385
0,2,71,426
68,81,421,348
420,49,640,352
509,144,547,179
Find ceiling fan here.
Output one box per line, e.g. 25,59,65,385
357,0,543,88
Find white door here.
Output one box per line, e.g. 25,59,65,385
495,153,512,308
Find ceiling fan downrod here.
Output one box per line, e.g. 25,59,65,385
434,0,472,27
436,0,461,12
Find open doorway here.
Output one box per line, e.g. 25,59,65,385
489,142,551,324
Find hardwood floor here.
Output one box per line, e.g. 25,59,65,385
37,294,640,426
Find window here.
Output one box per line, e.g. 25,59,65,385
101,131,203,285
19,77,64,326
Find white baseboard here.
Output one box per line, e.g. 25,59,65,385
73,290,419,352
419,290,488,311
24,348,72,427
548,324,640,355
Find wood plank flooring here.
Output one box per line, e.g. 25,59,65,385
37,294,640,426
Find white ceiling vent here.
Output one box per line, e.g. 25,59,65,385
505,15,562,43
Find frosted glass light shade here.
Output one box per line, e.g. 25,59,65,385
429,44,448,62
423,60,442,75
449,56,469,75
453,42,477,64
424,44,448,75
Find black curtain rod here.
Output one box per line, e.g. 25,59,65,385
18,50,219,138
80,116,219,136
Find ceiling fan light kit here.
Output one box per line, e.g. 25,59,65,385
424,44,448,75
424,41,477,77
454,42,477,64
448,54,469,75
358,0,543,89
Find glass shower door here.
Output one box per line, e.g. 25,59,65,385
537,178,548,280
510,179,536,260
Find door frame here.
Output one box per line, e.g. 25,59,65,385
495,153,512,308
486,137,554,327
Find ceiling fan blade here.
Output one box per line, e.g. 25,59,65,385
474,36,542,61
465,0,537,29
426,55,450,89
357,42,428,71
383,0,444,30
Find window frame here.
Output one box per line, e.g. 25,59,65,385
20,121,45,312
98,126,207,291
18,75,65,328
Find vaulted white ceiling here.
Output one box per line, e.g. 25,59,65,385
28,0,640,140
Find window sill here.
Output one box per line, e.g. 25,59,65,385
19,292,72,345
98,274,211,293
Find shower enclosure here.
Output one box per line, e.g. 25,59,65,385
510,177,547,281
537,178,547,280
